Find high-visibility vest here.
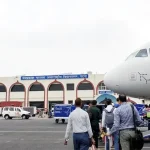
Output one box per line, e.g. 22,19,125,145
147,112,150,118
146,108,150,118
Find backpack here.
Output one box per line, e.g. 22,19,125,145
104,107,115,128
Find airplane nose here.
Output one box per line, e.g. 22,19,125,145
104,69,120,92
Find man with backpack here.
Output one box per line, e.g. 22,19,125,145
101,99,119,150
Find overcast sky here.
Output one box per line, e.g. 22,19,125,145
0,0,150,76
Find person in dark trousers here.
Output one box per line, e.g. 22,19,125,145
88,100,101,149
107,95,143,150
64,98,95,150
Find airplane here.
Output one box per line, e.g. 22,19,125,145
104,42,150,99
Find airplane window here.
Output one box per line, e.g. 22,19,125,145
135,49,148,57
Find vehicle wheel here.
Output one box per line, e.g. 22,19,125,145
25,116,29,119
62,119,65,123
4,115,10,120
22,115,26,119
55,119,59,123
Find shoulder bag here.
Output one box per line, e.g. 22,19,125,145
130,104,144,150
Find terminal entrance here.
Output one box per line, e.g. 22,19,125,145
30,101,44,108
99,98,109,104
96,94,117,104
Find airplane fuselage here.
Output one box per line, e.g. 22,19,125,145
104,44,150,99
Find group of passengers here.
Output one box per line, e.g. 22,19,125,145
64,95,143,150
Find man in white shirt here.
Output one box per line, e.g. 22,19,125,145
64,98,95,150
101,99,119,150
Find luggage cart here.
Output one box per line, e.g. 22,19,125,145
54,104,75,123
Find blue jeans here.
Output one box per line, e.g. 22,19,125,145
106,131,119,150
73,132,90,150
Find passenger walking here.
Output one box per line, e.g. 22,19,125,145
38,109,43,118
114,98,120,108
64,98,95,150
107,95,143,150
101,99,119,150
88,100,101,149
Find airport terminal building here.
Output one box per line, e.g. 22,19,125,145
0,72,107,110
0,72,142,110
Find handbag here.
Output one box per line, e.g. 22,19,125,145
130,104,144,150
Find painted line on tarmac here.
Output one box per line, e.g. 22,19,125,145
10,126,55,128
98,146,150,149
0,131,65,133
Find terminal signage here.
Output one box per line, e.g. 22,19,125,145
99,90,114,95
21,74,88,80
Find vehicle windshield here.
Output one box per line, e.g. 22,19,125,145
135,49,148,57
125,49,148,61
19,107,24,111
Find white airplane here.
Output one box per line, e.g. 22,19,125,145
104,42,150,99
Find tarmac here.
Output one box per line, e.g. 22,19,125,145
0,117,148,150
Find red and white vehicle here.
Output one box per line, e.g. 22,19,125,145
2,107,30,120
